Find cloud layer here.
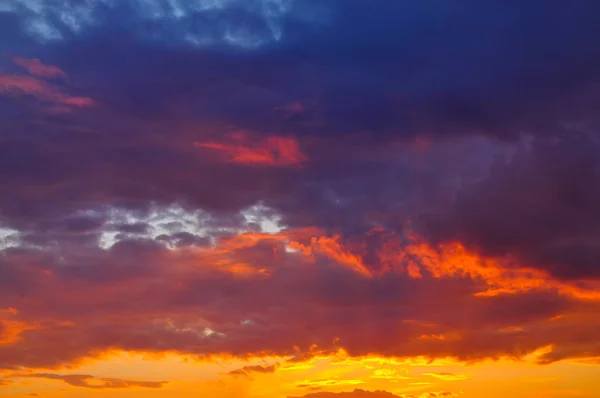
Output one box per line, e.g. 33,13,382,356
1,1,600,397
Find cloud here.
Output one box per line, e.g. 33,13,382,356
290,392,459,398
420,133,600,282
14,373,167,389
0,0,599,383
195,133,307,167
422,373,467,381
10,0,291,46
11,57,67,79
289,389,403,398
395,235,600,300
370,369,410,381
238,363,280,374
418,394,459,398
229,362,280,378
4,0,600,140
1,0,599,238
0,74,95,107
275,101,305,118
289,235,373,277
0,225,599,370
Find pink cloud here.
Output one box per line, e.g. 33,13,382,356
11,57,67,79
0,75,95,107
275,101,306,118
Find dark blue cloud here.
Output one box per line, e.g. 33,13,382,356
1,0,600,279
5,0,600,137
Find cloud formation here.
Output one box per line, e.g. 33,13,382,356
0,226,599,370
420,133,600,282
0,2,599,397
195,133,307,167
0,74,95,107
11,57,67,79
0,56,95,110
229,362,280,379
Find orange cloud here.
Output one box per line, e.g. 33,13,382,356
398,234,600,300
11,57,67,79
0,310,40,345
284,228,600,298
194,133,307,167
183,230,296,277
289,235,373,278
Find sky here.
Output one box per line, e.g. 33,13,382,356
1,1,600,397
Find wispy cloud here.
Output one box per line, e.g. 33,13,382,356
0,75,95,107
13,373,167,389
11,57,67,79
423,373,468,381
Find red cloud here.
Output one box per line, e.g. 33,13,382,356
195,133,307,167
0,226,599,370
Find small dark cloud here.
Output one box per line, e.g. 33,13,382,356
228,369,252,379
156,232,212,248
229,363,280,378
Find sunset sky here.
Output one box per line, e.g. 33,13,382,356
1,1,600,397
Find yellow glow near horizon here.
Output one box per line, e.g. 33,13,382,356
1,349,598,398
